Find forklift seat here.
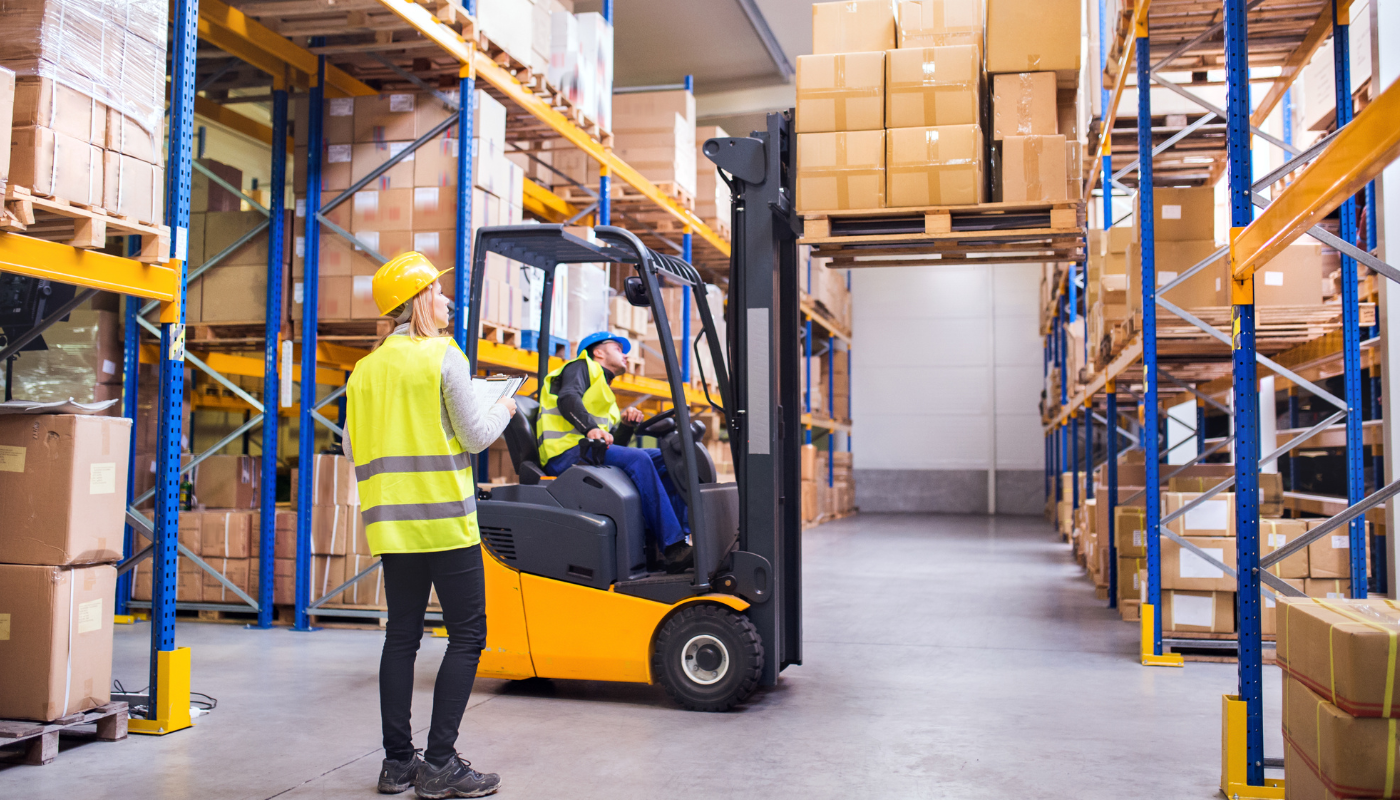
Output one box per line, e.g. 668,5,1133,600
502,395,548,485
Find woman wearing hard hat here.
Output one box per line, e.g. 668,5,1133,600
344,251,514,798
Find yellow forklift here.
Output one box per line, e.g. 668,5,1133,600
463,112,803,711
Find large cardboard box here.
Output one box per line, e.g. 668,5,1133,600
342,553,385,606
1277,597,1400,718
985,0,1081,82
11,78,106,146
9,126,102,205
106,107,160,166
1162,589,1235,633
274,558,296,605
796,52,885,133
205,211,273,267
412,186,458,230
1114,505,1147,557
193,455,261,510
1135,186,1215,242
414,133,459,188
1283,672,1400,796
812,0,897,55
197,264,270,323
1117,557,1145,601
354,92,419,143
897,0,984,50
0,564,116,721
0,415,130,566
612,113,697,198
1262,579,1306,636
102,150,164,224
1262,518,1310,579
992,72,1057,140
1282,740,1343,800
886,124,983,207
291,454,360,507
885,45,980,129
1153,239,1227,309
310,505,352,556
1163,491,1235,537
1305,578,1352,599
312,555,347,601
1001,134,1067,202
201,557,250,603
1162,535,1237,592
351,188,414,232
201,510,252,559
796,130,885,212
351,141,416,189
1256,240,1326,307
1306,519,1356,579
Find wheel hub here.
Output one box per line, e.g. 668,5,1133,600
681,634,729,685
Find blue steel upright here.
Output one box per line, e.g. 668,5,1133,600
1071,411,1080,511
151,0,199,715
295,50,328,632
454,71,477,349
1332,0,1367,598
681,74,694,383
1106,383,1119,608
1135,29,1164,657
117,289,141,617
257,88,289,628
1084,405,1093,501
1224,0,1264,783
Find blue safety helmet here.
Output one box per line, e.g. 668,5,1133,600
577,331,631,358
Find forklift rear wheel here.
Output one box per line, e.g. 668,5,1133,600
652,604,763,712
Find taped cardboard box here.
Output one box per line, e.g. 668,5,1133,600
1283,671,1400,795
1163,491,1235,537
353,92,418,143
897,0,984,51
1134,186,1214,242
1262,579,1306,636
192,455,261,510
991,72,1056,140
12,77,105,146
1277,596,1400,717
201,557,251,603
1262,518,1310,579
1162,589,1235,633
312,555,347,602
1161,535,1236,592
811,0,897,55
1000,134,1066,202
886,124,983,207
0,564,115,722
341,553,385,606
1116,557,1144,601
1306,518,1361,579
796,129,885,212
311,504,352,556
985,0,1081,82
291,454,360,507
106,106,159,165
885,45,980,129
1255,239,1326,307
9,125,102,204
102,150,163,224
201,510,252,559
0,414,129,566
274,557,296,605
350,141,416,189
796,51,885,133
350,188,414,232
1305,578,1352,599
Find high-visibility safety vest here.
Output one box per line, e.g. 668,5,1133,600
345,335,478,555
536,353,621,464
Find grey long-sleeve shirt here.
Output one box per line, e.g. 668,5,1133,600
345,325,511,461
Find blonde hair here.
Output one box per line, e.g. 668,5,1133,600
375,281,444,349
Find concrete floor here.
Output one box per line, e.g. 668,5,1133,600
1,513,1283,799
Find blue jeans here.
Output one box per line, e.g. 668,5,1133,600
546,443,688,549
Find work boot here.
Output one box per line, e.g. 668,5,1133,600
663,542,694,573
378,751,424,794
415,754,501,799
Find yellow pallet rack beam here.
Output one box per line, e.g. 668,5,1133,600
1046,335,1143,429
0,234,182,304
193,96,296,152
198,0,376,98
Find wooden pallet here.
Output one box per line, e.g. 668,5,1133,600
801,200,1086,266
0,702,128,765
480,321,520,348
559,180,696,212
2,186,169,263
474,33,613,147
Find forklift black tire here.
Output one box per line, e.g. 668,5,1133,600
651,604,763,712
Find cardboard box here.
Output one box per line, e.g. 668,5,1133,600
103,149,165,224
205,211,272,267
197,264,270,323
1256,240,1326,307
0,67,11,183
342,553,384,605
0,415,130,566
347,230,414,275
1283,673,1400,797
193,455,261,510
1163,491,1235,537
1114,505,1147,557
812,0,897,55
201,510,252,559
897,0,984,50
1304,578,1352,599
1162,535,1237,592
1001,134,1067,202
885,45,981,129
274,558,296,605
312,555,347,601
12,78,106,146
985,0,1081,81
354,92,418,143
0,564,115,721
291,454,360,507
350,188,414,232
1306,519,1356,579
106,108,159,165
886,124,983,207
992,72,1057,140
201,557,250,603
311,505,352,556
796,52,885,133
1117,557,1145,601
9,126,102,205
411,186,458,230
796,130,885,212
801,444,817,481
1262,579,1306,636
1262,518,1310,579
1162,590,1235,633
1277,597,1400,717
1135,186,1214,242
415,133,459,188
350,141,417,189
193,158,245,213
1154,239,1227,309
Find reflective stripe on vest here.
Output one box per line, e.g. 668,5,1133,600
345,335,480,555
536,353,621,464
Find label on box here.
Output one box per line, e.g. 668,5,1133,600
1173,592,1215,628
76,598,103,634
1331,535,1349,549
1157,271,1178,286
2,443,30,472
1265,595,1276,608
90,463,117,495
1264,271,1284,286
1133,530,1144,547
295,236,305,258
176,225,189,261
281,339,295,408
389,94,416,113
294,282,304,304
102,359,117,376
328,144,353,163
296,198,306,218
414,232,440,252
354,192,379,212
1179,547,1225,579
1327,591,1345,599
388,142,415,161
329,97,355,117
1268,533,1287,547
1184,499,1228,531
356,231,379,253
1162,205,1182,219
415,187,439,209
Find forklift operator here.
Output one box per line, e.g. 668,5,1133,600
536,331,695,573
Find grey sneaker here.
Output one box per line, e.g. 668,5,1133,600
378,751,425,794
415,754,501,799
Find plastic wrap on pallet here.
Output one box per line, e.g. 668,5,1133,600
565,263,609,345
0,0,169,135
7,309,124,408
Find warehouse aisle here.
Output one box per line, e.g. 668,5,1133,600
0,513,1280,799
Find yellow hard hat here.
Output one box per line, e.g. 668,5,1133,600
372,251,451,316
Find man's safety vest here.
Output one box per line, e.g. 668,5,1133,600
345,335,478,554
536,353,621,464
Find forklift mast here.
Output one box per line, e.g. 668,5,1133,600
704,110,804,681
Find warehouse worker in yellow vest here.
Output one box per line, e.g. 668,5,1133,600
536,332,694,573
344,252,513,799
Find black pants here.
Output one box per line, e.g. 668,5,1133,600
380,544,487,765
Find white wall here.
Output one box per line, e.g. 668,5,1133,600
850,263,1045,474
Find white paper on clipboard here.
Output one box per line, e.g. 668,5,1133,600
472,375,526,407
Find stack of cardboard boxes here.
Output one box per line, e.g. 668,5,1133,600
552,88,696,205
4,303,124,407
695,125,731,237
0,0,168,225
186,161,295,324
545,4,613,132
801,445,856,523
0,414,129,722
293,454,380,608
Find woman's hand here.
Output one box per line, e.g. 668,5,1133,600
497,397,517,417
586,427,614,445
622,407,645,424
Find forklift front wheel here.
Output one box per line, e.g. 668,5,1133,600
652,604,763,712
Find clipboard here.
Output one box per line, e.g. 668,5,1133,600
471,374,526,407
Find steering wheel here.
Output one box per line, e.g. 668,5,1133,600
631,408,677,439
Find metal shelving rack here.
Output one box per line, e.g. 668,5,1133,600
799,253,853,523
1044,0,1400,794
